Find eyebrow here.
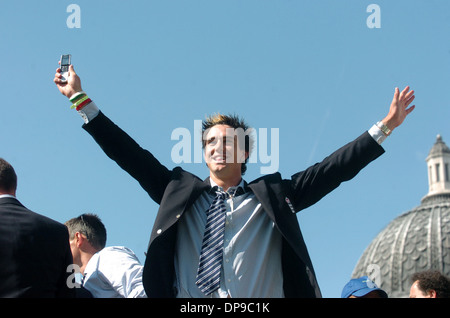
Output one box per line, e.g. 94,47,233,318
207,135,237,143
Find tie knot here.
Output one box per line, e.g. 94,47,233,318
216,191,227,200
211,186,245,199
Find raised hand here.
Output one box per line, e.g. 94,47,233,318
382,86,416,131
54,64,83,99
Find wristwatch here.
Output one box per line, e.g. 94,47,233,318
376,121,391,136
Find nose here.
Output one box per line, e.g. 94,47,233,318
208,138,228,158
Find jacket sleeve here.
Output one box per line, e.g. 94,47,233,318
82,111,171,204
289,131,385,212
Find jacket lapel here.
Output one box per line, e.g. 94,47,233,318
184,177,211,212
247,179,276,222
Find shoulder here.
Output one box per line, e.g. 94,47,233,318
249,172,283,185
1,198,68,237
247,172,290,196
29,209,69,236
96,246,143,264
99,246,136,255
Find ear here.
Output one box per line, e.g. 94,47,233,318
428,289,437,298
235,148,249,163
74,232,86,248
239,151,249,164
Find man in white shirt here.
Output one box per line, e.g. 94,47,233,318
65,213,146,298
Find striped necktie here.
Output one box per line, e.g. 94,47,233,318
195,189,228,296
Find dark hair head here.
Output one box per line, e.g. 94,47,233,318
411,270,450,298
0,158,17,193
65,213,107,250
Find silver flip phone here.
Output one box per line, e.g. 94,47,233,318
60,54,71,83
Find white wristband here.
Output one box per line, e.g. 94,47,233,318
69,91,86,102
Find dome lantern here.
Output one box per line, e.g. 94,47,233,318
423,135,450,203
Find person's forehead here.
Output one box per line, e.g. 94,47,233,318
205,125,236,138
410,281,422,295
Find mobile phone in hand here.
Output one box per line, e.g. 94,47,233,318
60,54,71,83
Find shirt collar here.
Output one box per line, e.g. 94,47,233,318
0,194,16,199
209,178,245,191
209,178,247,197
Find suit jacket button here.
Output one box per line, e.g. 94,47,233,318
156,229,162,234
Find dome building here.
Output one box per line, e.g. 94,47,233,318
351,135,450,297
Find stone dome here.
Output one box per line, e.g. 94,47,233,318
351,135,450,298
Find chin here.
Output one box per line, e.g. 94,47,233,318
211,165,227,174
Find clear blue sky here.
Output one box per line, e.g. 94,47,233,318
1,0,449,298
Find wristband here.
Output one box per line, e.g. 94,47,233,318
70,95,89,109
376,121,391,136
69,91,86,102
75,98,92,111
70,94,92,111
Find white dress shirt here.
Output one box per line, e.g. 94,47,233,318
83,246,147,298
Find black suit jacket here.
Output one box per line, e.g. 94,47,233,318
0,197,75,298
83,111,385,297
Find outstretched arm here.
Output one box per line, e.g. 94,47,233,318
289,85,416,211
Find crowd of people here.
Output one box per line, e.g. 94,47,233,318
1,62,449,298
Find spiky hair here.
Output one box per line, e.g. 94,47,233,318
202,113,254,175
